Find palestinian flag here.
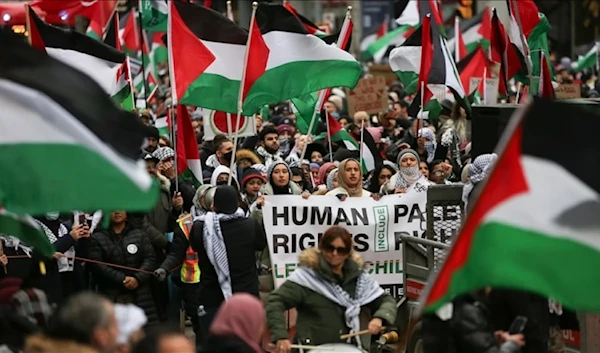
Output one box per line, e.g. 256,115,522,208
155,116,170,137
27,6,126,97
0,208,54,258
490,8,523,96
457,45,495,96
151,32,169,72
452,17,467,62
175,105,203,187
361,24,415,64
422,98,600,313
121,10,140,57
169,1,361,115
574,43,599,73
292,17,353,135
140,0,168,32
0,30,157,216
323,111,380,174
85,0,118,41
389,25,424,95
283,1,328,38
103,11,121,50
390,15,467,115
30,0,117,26
446,8,492,60
114,58,135,111
395,0,444,32
538,51,554,99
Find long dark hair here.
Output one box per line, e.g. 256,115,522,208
368,165,396,193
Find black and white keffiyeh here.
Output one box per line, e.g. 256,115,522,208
1,235,33,257
287,267,384,347
418,128,437,163
256,146,283,169
199,208,246,300
463,153,498,205
35,220,74,272
152,146,175,162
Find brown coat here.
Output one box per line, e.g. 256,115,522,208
24,334,99,353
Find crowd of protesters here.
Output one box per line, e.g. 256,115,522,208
0,46,595,353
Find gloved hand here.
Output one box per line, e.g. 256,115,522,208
154,268,167,282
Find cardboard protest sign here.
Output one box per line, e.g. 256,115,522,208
346,76,388,116
554,84,581,100
263,192,429,298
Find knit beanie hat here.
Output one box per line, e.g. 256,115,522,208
241,168,266,189
396,148,421,166
213,185,239,214
267,161,292,181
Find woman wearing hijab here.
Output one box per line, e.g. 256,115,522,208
202,293,265,353
462,153,498,208
326,168,339,192
381,149,430,194
416,128,437,163
312,162,337,195
267,226,396,351
326,159,371,198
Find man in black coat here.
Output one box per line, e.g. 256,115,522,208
189,185,266,346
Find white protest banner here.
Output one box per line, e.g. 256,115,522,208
263,193,427,298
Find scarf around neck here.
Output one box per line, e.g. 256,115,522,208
199,208,246,300
256,146,282,168
35,220,74,272
287,266,384,347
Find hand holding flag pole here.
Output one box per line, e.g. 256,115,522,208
228,2,259,186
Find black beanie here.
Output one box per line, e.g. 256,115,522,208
146,126,160,139
213,185,239,214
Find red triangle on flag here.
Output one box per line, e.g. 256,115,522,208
169,1,217,104
243,17,270,101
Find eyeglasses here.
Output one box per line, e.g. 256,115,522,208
323,244,350,255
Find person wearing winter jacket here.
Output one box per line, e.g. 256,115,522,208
88,211,158,325
267,226,396,351
422,289,525,353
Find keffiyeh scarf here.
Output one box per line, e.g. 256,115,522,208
394,165,422,190
199,208,246,300
326,168,338,191
418,128,437,163
463,153,498,205
256,146,282,169
287,267,384,347
35,220,74,272
1,235,33,257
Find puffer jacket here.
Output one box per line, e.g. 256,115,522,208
88,225,158,324
422,293,521,353
266,248,397,346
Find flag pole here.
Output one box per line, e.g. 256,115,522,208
24,4,32,46
515,82,522,103
299,6,352,162
454,17,460,63
228,2,259,186
359,119,365,166
510,0,534,85
136,7,150,109
416,80,424,137
299,92,325,161
226,1,234,22
226,113,233,139
482,67,487,105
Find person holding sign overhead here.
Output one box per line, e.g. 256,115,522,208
266,225,396,351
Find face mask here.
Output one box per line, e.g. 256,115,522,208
400,165,421,184
45,212,60,220
223,151,233,163
216,180,228,186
